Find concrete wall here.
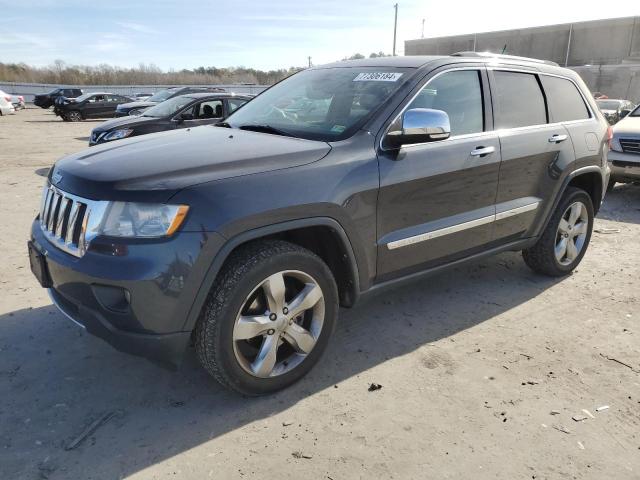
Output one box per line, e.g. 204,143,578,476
405,16,640,66
572,64,640,103
0,82,269,103
404,16,640,100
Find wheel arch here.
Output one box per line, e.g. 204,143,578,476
182,217,361,333
537,166,604,237
566,168,604,215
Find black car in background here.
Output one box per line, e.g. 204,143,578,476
114,86,226,117
89,93,250,145
56,92,134,121
34,88,83,109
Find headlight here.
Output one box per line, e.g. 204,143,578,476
100,202,189,237
103,129,134,142
610,136,623,152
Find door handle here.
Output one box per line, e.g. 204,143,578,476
548,134,568,143
470,146,495,157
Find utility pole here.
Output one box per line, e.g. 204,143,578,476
564,24,573,67
421,18,425,39
392,3,398,56
308,56,312,68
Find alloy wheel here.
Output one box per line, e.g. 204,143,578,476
555,201,589,265
232,270,325,378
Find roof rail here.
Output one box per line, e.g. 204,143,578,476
451,51,560,67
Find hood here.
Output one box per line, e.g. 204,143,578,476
93,115,158,132
51,126,332,202
118,100,156,110
613,115,640,136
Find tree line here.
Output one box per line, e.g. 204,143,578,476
0,53,392,86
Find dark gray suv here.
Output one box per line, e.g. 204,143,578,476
29,53,610,395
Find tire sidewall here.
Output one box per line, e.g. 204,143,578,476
208,250,338,395
550,189,594,273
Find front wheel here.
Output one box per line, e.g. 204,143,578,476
195,240,338,395
65,111,82,122
523,187,594,276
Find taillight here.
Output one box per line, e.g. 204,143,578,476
4,95,10,102
607,126,613,150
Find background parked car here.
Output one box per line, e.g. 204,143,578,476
593,91,609,100
0,90,16,115
596,98,636,124
114,86,226,117
10,95,25,110
33,88,83,109
56,92,133,121
130,92,153,101
90,93,250,145
608,104,640,189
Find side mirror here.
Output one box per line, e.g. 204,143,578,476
384,108,450,149
620,109,631,119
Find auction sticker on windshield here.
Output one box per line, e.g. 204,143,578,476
353,72,403,82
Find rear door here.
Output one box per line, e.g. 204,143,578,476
489,69,575,242
376,66,501,280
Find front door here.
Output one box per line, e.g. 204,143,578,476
376,67,501,280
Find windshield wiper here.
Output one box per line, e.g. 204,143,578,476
237,124,292,137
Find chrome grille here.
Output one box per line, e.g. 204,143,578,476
39,185,89,257
620,138,640,155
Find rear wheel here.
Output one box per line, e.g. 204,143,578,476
523,187,594,276
195,240,338,395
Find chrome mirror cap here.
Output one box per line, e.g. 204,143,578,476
385,108,451,149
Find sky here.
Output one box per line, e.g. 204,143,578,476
0,0,638,70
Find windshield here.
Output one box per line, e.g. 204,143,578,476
225,67,414,141
142,95,194,118
596,100,622,110
147,89,177,103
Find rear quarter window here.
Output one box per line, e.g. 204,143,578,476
540,75,590,122
493,71,547,129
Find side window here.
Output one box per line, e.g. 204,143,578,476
493,71,547,129
194,100,223,119
540,75,590,122
227,98,247,114
92,94,105,103
407,70,484,136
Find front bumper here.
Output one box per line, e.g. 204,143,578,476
609,150,640,183
30,219,225,368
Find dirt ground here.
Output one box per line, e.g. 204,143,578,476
1,108,639,480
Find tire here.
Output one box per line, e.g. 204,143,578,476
195,240,339,395
66,111,83,122
523,187,594,276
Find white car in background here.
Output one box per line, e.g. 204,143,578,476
0,90,16,115
609,104,640,189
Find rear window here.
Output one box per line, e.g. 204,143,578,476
493,71,547,129
540,76,590,122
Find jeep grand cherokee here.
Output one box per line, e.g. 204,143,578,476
29,53,610,395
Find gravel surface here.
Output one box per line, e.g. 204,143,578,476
1,108,639,480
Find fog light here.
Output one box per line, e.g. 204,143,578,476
92,284,131,313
